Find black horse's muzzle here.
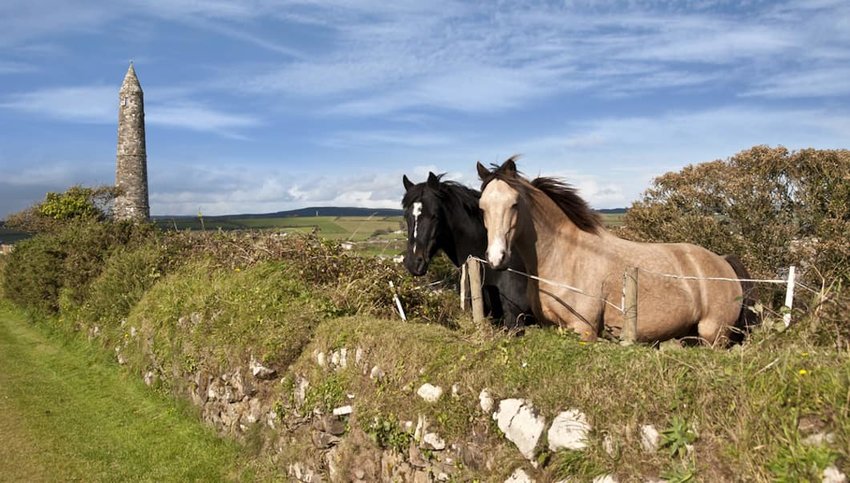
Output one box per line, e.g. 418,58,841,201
404,253,429,276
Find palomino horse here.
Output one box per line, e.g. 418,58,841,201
477,158,755,345
402,172,533,328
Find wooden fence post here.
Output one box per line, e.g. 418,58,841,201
783,265,796,328
467,258,485,323
621,267,638,345
460,263,468,311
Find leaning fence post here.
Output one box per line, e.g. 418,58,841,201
783,265,796,328
621,267,638,345
460,262,468,311
467,258,485,323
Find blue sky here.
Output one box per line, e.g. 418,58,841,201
1,0,848,218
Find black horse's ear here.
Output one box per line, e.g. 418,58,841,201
427,172,439,189
403,175,414,192
476,161,491,180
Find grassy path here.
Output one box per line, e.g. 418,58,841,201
0,304,244,482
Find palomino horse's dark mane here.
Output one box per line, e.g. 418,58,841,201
480,156,601,234
402,173,480,215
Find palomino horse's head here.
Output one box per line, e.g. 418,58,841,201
477,158,522,270
401,172,444,276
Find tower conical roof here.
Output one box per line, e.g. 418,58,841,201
120,62,142,93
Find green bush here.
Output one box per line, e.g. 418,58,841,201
68,239,175,337
1,220,155,314
2,234,66,314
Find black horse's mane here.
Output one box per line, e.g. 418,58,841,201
402,174,481,216
480,156,601,234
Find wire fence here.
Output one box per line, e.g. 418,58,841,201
463,254,808,329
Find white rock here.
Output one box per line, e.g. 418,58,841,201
422,432,446,450
505,467,535,483
330,350,340,367
602,434,616,456
316,351,326,368
823,465,848,483
130,326,137,337
288,462,317,482
640,424,660,453
250,357,277,379
295,376,309,406
451,383,460,397
143,371,155,386
417,383,444,402
593,475,617,483
370,366,385,380
493,398,546,460
803,432,837,446
479,389,494,413
332,405,353,416
338,348,348,369
355,347,364,366
414,414,427,441
548,409,591,451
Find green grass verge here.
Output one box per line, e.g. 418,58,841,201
0,302,246,482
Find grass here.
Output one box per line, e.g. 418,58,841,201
0,302,245,482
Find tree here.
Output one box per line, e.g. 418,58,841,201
5,185,120,233
621,146,850,286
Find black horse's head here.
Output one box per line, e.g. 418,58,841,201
401,172,444,276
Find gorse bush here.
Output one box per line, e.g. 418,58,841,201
1,221,156,315
622,146,850,288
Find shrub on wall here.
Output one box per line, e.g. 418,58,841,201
622,146,850,289
1,220,155,315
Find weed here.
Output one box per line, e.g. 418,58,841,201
660,416,697,458
364,414,412,453
768,443,836,482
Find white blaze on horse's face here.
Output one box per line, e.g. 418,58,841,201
479,179,519,270
411,202,423,254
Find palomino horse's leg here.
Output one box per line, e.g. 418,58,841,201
696,319,732,347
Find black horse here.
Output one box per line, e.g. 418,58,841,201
401,172,532,328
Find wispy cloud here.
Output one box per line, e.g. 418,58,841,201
147,103,261,137
1,85,261,136
0,85,115,123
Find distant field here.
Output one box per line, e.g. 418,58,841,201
0,227,30,244
600,212,625,227
157,215,405,242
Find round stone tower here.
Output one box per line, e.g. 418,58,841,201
114,62,150,221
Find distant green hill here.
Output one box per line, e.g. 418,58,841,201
153,206,404,222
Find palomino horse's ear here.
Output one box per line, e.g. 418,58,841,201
403,175,414,192
427,172,439,189
476,162,491,180
501,157,517,174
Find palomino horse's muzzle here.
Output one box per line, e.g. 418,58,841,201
486,240,510,271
